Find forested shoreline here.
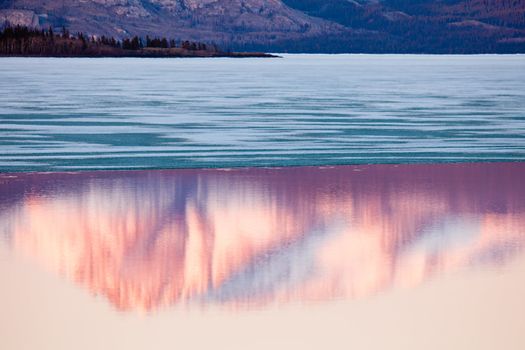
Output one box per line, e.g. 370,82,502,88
0,25,276,58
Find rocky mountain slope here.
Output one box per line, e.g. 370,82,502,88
1,0,524,52
277,0,525,52
0,0,344,46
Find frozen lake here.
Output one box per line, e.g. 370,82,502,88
1,54,524,171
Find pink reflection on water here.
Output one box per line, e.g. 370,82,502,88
0,163,524,311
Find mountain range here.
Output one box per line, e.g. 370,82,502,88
1,0,524,52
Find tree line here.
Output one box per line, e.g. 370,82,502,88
0,25,220,56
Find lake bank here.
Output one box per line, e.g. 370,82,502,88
0,26,278,58
0,51,279,58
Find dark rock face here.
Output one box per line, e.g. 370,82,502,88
278,0,525,52
1,0,524,52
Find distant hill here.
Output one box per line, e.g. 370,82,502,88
1,0,524,53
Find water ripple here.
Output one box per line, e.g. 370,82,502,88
1,55,524,171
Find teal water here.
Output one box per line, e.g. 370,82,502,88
1,54,524,171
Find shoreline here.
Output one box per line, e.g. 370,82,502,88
0,52,279,58
1,160,523,176
0,26,279,58
3,53,525,58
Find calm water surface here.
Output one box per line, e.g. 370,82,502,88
1,55,525,171
1,163,525,348
1,55,525,349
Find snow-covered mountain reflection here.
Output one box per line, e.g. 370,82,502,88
1,163,524,312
